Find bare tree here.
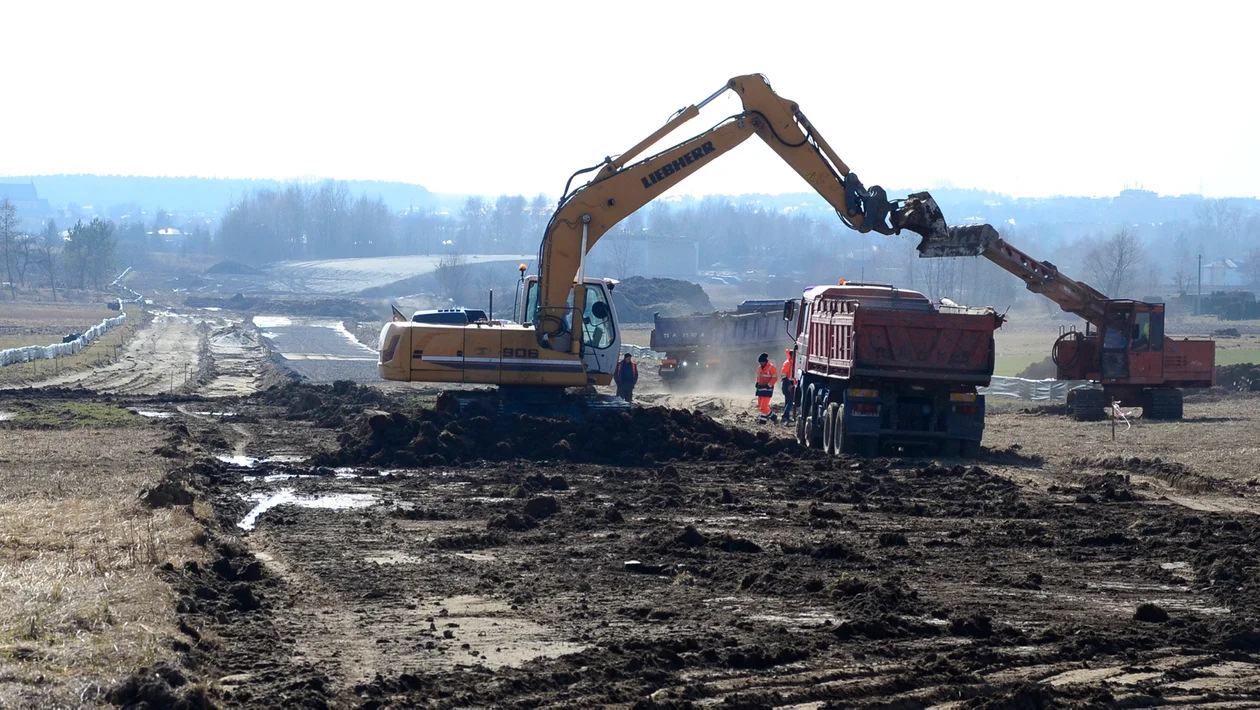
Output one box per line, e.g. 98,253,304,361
1196,199,1244,247
40,220,59,302
1,199,19,299
1170,232,1193,294
605,231,639,279
1083,228,1144,297
1244,247,1260,288
434,252,469,304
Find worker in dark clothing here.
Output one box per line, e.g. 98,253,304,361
614,353,638,403
780,348,796,425
755,352,778,424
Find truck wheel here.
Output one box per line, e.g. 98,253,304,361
794,406,807,445
960,439,981,458
803,385,823,448
1071,388,1105,421
938,439,961,457
823,402,840,456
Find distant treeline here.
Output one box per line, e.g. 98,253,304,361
6,174,437,215
217,183,555,263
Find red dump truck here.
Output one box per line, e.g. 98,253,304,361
786,283,1004,457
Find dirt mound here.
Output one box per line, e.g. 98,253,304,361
183,294,379,320
1217,363,1260,391
1014,355,1056,379
319,403,803,468
1071,456,1215,493
612,276,713,322
204,260,264,275
253,380,386,428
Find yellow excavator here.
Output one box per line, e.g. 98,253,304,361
378,74,952,410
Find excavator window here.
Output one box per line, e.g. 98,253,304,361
581,285,615,350
1132,312,1152,351
1102,310,1130,351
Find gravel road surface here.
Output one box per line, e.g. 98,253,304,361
255,316,380,383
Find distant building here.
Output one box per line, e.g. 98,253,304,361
0,183,52,219
1203,258,1247,287
147,227,186,247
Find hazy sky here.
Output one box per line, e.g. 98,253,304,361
4,1,1257,199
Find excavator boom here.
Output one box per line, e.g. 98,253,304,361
535,74,949,349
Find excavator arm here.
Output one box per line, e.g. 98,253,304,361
918,223,1111,326
534,73,950,350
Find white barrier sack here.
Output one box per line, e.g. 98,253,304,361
620,344,664,360
979,376,1092,402
0,312,127,367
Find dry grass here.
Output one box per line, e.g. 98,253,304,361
984,395,1260,485
0,302,118,336
0,425,206,706
0,310,153,387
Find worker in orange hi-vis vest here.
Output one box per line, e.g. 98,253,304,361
755,352,778,425
780,348,796,426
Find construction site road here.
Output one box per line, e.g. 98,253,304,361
6,310,207,395
253,316,381,384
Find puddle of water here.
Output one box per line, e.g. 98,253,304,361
193,411,237,417
1160,561,1189,570
0,412,15,422
217,453,308,468
252,315,292,328
243,473,313,483
238,489,377,530
134,410,172,419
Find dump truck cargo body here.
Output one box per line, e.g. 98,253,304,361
791,284,1002,455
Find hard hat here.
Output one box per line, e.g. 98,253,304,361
758,352,769,363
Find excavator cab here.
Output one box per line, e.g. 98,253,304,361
519,276,622,378
1055,300,1166,383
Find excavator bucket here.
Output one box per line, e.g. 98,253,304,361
891,192,949,245
915,223,1001,259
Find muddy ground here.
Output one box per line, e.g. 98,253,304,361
40,380,1252,709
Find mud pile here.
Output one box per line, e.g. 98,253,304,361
320,403,802,467
1014,355,1056,379
612,276,713,322
204,260,264,275
1217,363,1260,391
253,380,387,428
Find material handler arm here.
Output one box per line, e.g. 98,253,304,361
535,73,949,349
918,223,1110,326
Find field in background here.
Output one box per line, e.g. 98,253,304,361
267,254,532,295
0,302,119,350
0,308,153,387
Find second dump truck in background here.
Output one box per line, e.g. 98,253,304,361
788,283,1004,457
651,300,792,388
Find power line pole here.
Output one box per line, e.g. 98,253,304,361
1197,253,1202,315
